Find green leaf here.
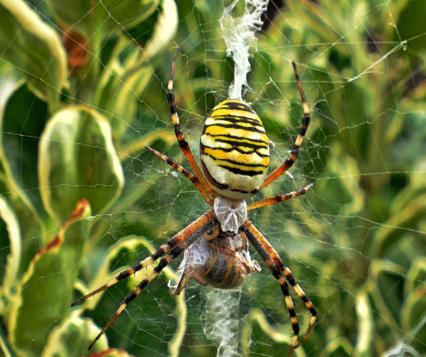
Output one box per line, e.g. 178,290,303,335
9,200,91,357
43,315,108,356
0,328,12,357
39,106,124,223
404,258,426,296
143,0,178,59
241,308,295,357
0,194,21,314
119,128,176,160
0,0,67,108
93,40,154,136
46,0,161,36
2,83,48,210
368,260,406,329
401,259,426,353
99,350,133,357
401,281,426,354
397,0,426,53
0,79,44,274
317,143,364,216
323,337,353,357
94,0,178,135
354,290,373,357
372,193,426,257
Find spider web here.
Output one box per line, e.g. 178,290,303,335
0,0,425,357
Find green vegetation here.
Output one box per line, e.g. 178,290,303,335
0,0,424,356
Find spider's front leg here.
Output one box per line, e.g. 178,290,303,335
72,210,215,350
241,221,317,356
166,48,215,204
261,61,311,190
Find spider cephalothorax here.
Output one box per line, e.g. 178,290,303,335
72,49,316,357
213,196,247,235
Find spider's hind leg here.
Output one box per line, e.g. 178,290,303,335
242,221,317,356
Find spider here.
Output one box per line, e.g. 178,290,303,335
72,49,317,356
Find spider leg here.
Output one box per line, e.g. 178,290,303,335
241,221,317,356
71,210,214,307
261,61,311,190
171,221,221,295
146,145,213,205
88,244,187,350
171,271,190,295
247,183,313,211
167,48,215,199
204,221,220,241
172,271,208,296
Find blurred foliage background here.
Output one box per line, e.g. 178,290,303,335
0,0,425,356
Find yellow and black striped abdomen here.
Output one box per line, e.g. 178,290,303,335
200,100,269,199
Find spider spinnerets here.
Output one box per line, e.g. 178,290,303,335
72,49,317,357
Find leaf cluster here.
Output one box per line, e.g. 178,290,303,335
0,0,424,356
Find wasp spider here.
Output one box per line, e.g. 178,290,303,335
72,49,317,356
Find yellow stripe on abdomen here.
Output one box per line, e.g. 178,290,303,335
200,100,270,199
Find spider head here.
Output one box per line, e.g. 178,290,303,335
213,196,247,235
